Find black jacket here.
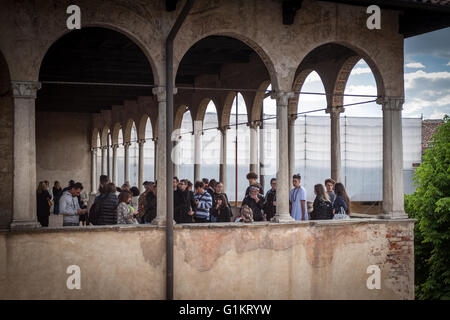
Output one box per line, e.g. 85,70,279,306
53,187,63,203
333,195,349,215
144,191,157,223
174,189,192,223
96,193,118,225
36,190,51,217
210,205,232,222
311,197,333,220
263,189,276,221
242,194,265,221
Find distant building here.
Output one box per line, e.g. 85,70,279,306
422,119,444,154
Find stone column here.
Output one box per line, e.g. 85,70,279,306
172,133,181,179
288,115,297,181
91,148,97,194
10,80,41,229
123,142,131,184
111,144,118,185
326,106,344,183
101,146,107,176
249,121,260,173
138,139,145,192
259,120,265,189
378,97,407,219
153,137,158,180
152,87,167,225
193,120,202,183
219,126,229,189
271,91,295,222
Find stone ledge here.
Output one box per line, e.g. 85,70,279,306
0,218,416,235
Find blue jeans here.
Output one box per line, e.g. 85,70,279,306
210,215,217,223
53,201,59,215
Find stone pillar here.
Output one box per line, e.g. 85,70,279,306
193,120,202,183
249,121,259,173
288,115,296,181
153,137,158,180
271,91,295,222
152,87,167,225
172,133,181,179
91,148,97,194
111,144,118,186
138,139,145,192
101,146,107,176
326,106,344,183
10,80,41,229
259,120,265,189
219,126,229,189
123,142,130,184
378,97,407,219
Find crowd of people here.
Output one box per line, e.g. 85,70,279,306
36,171,351,227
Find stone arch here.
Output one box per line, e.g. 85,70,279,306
250,80,271,122
123,119,135,144
111,123,122,146
174,105,190,131
91,128,101,148
137,114,149,141
195,98,217,124
174,32,279,91
220,91,238,128
36,23,160,86
331,56,365,108
288,69,317,116
292,42,386,100
100,125,110,147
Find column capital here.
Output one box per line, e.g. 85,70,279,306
152,86,178,102
219,125,231,134
123,141,131,147
100,145,108,150
325,106,345,115
11,81,41,99
288,114,297,125
248,120,261,129
137,139,146,145
376,97,404,111
271,91,296,106
90,147,98,152
112,144,119,150
152,137,158,142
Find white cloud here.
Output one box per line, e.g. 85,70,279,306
405,62,425,69
350,67,372,75
429,110,447,119
404,70,450,89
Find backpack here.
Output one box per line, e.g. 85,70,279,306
88,196,104,225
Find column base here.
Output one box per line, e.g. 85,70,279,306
271,213,295,223
151,217,176,227
377,211,409,219
10,219,41,230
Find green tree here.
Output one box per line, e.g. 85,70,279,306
405,115,450,299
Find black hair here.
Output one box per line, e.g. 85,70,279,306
270,178,277,184
72,182,83,190
202,178,209,185
194,181,204,190
130,186,140,197
293,174,301,181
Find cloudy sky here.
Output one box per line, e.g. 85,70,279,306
254,27,450,119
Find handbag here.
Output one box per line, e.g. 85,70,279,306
333,206,350,220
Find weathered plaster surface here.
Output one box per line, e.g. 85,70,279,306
0,220,414,300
